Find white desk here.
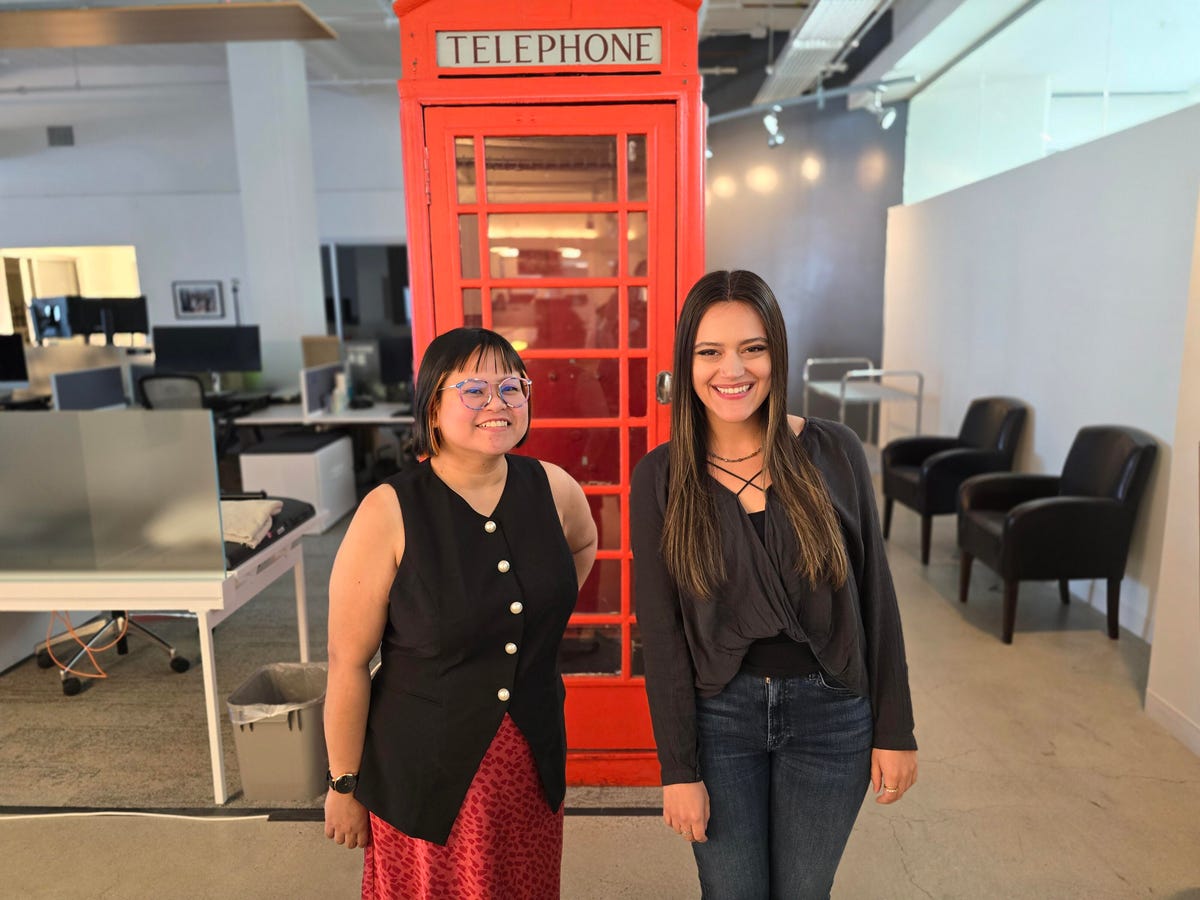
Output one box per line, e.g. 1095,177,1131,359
0,525,313,805
802,357,924,439
234,402,414,428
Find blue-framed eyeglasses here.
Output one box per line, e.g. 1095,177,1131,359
441,376,532,410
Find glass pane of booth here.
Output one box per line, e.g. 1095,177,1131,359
627,135,647,202
458,214,480,279
455,137,477,204
484,136,617,204
558,624,622,675
487,214,619,279
492,288,617,350
524,358,613,418
520,427,620,484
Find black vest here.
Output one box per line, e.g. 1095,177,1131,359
355,454,578,844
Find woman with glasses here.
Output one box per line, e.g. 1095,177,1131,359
631,271,917,898
323,327,598,899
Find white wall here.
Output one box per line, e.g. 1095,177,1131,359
0,81,408,331
310,87,407,243
1145,192,1200,755
881,103,1200,646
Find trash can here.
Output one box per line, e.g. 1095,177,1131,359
227,662,328,801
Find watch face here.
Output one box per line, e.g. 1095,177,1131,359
333,773,357,794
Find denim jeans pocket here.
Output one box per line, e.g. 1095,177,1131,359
815,670,857,696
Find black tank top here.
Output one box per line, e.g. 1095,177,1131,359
739,510,823,678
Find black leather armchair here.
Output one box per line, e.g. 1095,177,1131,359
957,425,1157,643
882,397,1027,564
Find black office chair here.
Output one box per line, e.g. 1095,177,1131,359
138,373,206,409
138,373,239,457
36,611,190,695
882,397,1027,564
957,425,1157,643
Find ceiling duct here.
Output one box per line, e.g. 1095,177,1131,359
754,0,887,105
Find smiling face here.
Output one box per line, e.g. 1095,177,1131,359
691,300,772,428
430,351,530,460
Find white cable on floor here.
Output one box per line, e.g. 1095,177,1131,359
0,811,272,822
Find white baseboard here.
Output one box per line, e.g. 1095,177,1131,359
1145,689,1200,757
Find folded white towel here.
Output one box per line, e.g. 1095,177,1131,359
220,499,283,548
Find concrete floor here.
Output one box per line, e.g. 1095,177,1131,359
4,508,1200,898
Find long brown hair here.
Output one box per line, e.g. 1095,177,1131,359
662,270,848,599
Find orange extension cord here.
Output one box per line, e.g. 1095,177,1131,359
44,611,130,680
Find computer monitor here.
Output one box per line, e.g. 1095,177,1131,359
51,366,127,411
378,334,414,387
346,334,413,402
84,296,149,343
0,334,30,394
151,325,261,391
344,338,382,399
28,296,80,342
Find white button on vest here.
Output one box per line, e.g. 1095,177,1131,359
497,560,510,573
484,521,497,533
509,601,523,614
505,642,517,655
497,688,511,702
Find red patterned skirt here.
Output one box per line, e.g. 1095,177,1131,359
362,714,564,900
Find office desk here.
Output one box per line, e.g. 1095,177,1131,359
0,524,313,805
233,402,414,428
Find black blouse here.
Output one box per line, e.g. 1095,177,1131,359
631,418,917,785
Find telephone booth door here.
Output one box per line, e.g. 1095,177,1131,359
423,103,678,781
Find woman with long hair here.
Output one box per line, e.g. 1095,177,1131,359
323,327,597,899
631,270,917,898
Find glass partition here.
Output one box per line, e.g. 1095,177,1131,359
0,410,224,575
898,0,1200,203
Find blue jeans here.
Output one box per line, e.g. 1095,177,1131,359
692,670,874,900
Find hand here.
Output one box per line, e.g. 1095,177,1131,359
663,781,710,843
324,790,372,849
871,748,917,804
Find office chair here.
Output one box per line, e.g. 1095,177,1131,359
882,396,1027,564
957,425,1157,643
138,373,239,457
36,611,190,696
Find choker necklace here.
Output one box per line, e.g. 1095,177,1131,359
707,446,762,464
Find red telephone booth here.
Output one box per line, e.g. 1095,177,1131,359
394,0,704,783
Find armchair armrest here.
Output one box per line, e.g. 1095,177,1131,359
920,448,1010,512
1004,497,1131,578
882,436,959,467
923,447,1008,479
959,474,1060,513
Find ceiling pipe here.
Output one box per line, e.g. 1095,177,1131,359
707,74,917,125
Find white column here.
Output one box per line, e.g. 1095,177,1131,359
227,41,324,386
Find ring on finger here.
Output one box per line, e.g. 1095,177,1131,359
883,785,900,793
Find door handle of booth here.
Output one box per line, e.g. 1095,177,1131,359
656,371,672,405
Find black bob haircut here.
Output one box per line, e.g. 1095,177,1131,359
411,327,530,457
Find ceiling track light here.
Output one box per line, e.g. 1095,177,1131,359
762,104,785,148
869,90,897,130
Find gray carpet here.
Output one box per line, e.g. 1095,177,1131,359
0,518,346,810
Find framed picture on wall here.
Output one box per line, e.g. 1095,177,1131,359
172,280,224,319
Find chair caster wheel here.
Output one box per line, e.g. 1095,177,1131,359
62,677,82,696
170,657,190,673
36,650,53,669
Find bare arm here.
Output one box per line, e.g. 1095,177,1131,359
323,485,404,849
541,461,598,588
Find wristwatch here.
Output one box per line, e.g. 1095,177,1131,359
326,770,358,794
